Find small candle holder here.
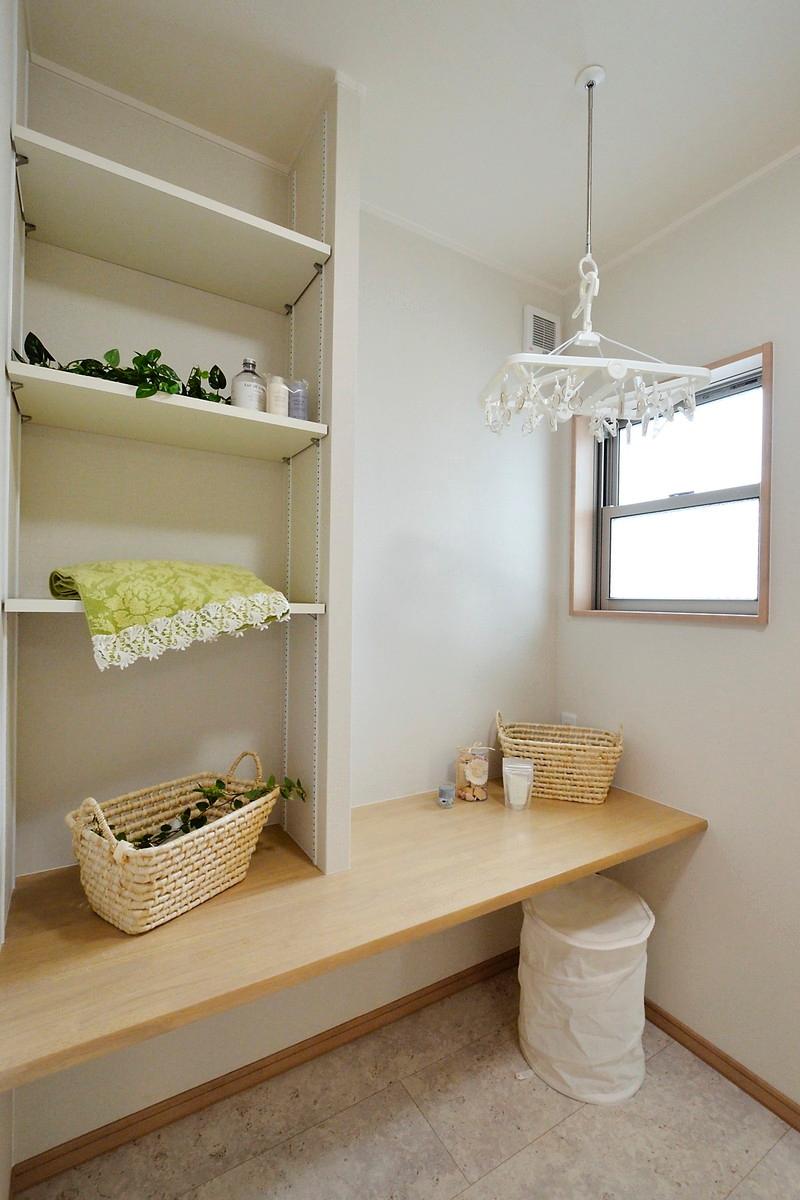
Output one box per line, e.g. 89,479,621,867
437,783,456,809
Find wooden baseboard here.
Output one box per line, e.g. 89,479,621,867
10,949,518,1195
645,999,800,1131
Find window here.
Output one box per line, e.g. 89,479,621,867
570,345,772,623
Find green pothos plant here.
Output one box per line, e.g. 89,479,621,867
20,332,228,403
113,775,306,849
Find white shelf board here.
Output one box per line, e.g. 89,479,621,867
8,363,328,462
5,599,325,616
13,126,330,313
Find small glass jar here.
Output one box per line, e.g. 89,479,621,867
437,783,455,809
456,745,492,802
231,358,267,411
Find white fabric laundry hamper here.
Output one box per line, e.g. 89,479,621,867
518,874,655,1104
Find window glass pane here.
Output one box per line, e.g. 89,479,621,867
617,388,763,505
609,499,759,600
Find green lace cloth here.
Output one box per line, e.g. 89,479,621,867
50,560,290,671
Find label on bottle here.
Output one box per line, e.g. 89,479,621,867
232,380,266,411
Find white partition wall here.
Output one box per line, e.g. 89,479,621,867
0,0,24,932
287,78,360,871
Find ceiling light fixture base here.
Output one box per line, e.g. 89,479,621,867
574,64,606,91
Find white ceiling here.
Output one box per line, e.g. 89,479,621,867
25,0,800,290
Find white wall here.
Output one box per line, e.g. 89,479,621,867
555,154,800,1103
26,60,289,226
352,212,561,803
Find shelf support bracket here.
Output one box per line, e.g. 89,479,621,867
11,135,30,228
284,436,324,463
283,261,325,315
8,382,30,421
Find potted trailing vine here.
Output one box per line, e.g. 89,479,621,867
115,774,307,849
19,332,229,403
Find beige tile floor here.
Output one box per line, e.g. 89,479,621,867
23,969,799,1200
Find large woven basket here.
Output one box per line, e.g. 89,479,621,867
497,713,623,805
66,751,279,934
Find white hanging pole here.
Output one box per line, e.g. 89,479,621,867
585,78,594,261
572,67,605,341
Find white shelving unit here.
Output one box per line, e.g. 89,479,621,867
7,363,328,463
13,126,331,313
4,599,326,615
0,45,360,932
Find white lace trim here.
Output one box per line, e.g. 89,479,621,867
91,591,290,670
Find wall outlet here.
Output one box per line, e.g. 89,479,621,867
560,711,578,726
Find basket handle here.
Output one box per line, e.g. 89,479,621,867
67,797,116,843
226,750,263,786
496,711,504,733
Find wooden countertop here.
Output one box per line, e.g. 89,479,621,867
0,784,707,1090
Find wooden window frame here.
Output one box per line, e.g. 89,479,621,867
569,343,773,626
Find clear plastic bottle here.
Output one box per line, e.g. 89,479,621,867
267,374,290,417
287,378,310,420
231,358,267,412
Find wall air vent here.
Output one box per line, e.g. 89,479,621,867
523,305,561,354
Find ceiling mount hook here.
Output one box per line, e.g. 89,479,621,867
574,64,606,91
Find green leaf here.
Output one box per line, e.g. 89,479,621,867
25,331,58,368
65,358,105,377
160,823,172,832
278,776,306,803
233,798,243,809
135,384,158,398
208,364,225,391
190,815,208,829
104,348,121,368
146,348,162,363
185,368,204,399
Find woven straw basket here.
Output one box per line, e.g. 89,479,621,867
496,713,623,805
66,751,279,934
